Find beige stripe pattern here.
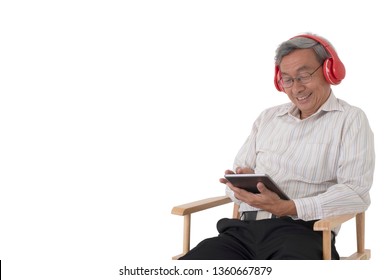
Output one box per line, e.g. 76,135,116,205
227,92,375,221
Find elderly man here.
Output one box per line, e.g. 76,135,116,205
179,33,375,260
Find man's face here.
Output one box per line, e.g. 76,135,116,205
279,49,331,119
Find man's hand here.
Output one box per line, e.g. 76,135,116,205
219,167,254,184
220,168,297,217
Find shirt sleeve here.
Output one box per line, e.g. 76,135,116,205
233,123,259,172
294,108,375,220
225,116,262,210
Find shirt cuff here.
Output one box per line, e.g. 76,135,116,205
293,197,324,221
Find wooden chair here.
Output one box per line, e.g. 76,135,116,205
171,195,370,260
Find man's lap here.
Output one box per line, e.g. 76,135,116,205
179,217,339,260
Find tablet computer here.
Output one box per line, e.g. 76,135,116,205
224,173,290,200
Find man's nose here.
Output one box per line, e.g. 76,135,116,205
291,80,305,94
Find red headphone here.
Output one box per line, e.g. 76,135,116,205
274,34,346,92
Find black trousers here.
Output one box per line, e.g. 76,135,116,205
179,217,339,260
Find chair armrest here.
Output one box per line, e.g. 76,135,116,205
171,195,234,259
313,213,356,231
171,195,232,216
314,212,365,260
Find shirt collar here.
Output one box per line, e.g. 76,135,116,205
276,91,344,119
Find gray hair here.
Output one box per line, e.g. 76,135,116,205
274,34,332,66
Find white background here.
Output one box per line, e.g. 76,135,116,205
1,0,388,279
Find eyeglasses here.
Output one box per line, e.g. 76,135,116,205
278,64,322,88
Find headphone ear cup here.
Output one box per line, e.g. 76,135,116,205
322,58,334,84
274,66,284,92
323,58,345,85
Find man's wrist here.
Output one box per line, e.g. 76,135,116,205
275,199,297,217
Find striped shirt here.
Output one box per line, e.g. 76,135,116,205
227,92,375,222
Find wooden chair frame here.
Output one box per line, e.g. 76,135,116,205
171,195,370,260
